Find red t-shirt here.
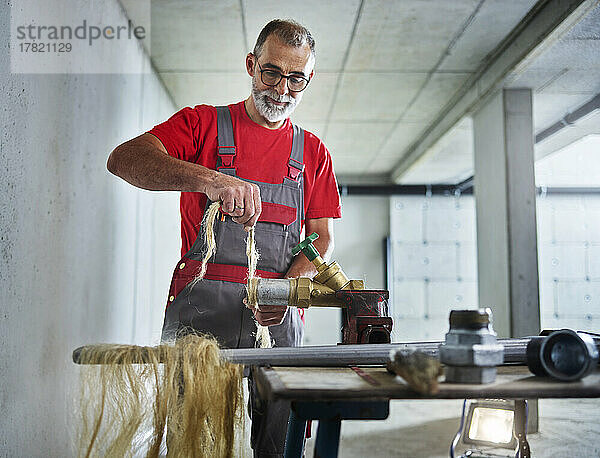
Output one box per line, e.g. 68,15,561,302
148,101,342,256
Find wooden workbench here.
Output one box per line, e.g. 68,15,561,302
254,365,600,401
252,365,600,458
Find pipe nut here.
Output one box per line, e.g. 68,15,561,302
296,277,312,309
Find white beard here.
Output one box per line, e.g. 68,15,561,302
251,79,301,123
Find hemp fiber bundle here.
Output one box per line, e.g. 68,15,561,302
76,335,244,458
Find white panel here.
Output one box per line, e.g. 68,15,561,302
392,280,425,319
536,198,554,244
456,206,477,242
551,194,585,212
427,196,460,211
393,243,429,278
539,244,587,280
542,315,598,332
391,195,426,214
394,242,457,280
151,0,246,71
428,280,478,319
403,73,470,122
589,245,600,280
425,206,476,242
426,208,461,241
554,209,586,242
331,73,426,121
586,211,600,243
346,0,479,71
457,242,478,281
538,279,556,318
160,72,249,109
556,281,600,318
242,0,361,72
392,318,446,342
390,198,423,243
426,243,458,280
583,194,600,211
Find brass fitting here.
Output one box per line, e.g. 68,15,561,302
314,261,360,291
288,277,343,308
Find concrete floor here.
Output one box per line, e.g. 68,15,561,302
303,399,600,457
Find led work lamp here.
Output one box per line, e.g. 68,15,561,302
451,399,526,458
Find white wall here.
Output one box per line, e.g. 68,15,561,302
390,194,479,341
537,193,600,330
303,195,390,345
388,192,600,341
0,2,179,455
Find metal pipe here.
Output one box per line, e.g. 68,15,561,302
220,338,536,366
256,278,290,306
73,337,600,366
535,93,600,144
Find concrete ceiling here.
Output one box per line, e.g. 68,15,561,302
399,1,600,185
127,0,598,184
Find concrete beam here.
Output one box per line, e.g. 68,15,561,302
390,0,596,183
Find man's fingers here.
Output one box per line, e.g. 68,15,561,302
248,184,262,227
253,305,288,326
237,190,255,224
232,183,261,227
254,311,285,326
221,194,235,214
256,305,287,313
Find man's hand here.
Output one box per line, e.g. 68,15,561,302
253,304,288,326
205,173,262,229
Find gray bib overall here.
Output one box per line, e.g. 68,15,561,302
161,106,305,350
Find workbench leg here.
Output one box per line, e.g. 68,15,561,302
284,408,306,458
314,419,341,458
515,400,531,458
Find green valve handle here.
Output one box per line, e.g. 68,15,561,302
292,232,320,261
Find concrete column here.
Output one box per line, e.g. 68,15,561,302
473,89,540,338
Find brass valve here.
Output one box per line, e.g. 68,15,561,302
291,233,363,291
250,233,365,309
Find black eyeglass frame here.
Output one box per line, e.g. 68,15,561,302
255,60,311,93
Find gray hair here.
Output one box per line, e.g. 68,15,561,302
253,19,315,59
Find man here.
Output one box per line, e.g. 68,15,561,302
107,19,341,456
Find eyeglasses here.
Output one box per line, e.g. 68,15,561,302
256,60,311,92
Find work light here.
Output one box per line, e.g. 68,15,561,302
451,399,524,458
